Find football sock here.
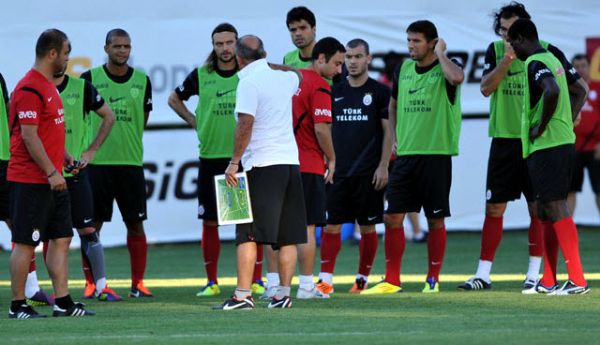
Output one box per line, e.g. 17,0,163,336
80,249,95,286
10,299,26,312
384,227,405,286
480,215,503,261
526,257,542,282
553,217,586,286
320,232,341,274
266,272,279,290
201,224,220,284
427,226,447,281
540,221,558,287
528,216,544,257
275,286,291,300
358,231,378,276
252,244,263,283
475,260,493,283
54,294,75,310
80,232,107,292
24,271,40,299
127,235,148,287
318,272,333,285
234,288,252,300
299,275,314,290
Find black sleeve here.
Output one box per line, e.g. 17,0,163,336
174,68,199,101
527,61,554,107
445,58,464,105
482,42,496,77
80,70,92,83
547,44,581,85
378,82,391,120
83,80,105,114
144,76,153,112
391,63,402,100
0,73,8,105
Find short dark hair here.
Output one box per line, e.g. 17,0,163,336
347,38,370,55
406,20,438,42
311,37,346,62
507,18,539,42
493,2,531,36
286,6,316,28
105,28,130,45
572,53,590,64
236,35,266,62
35,29,69,58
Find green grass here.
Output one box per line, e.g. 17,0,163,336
1,229,599,345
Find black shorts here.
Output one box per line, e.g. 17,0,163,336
198,158,237,220
0,160,9,221
527,144,574,203
67,170,95,229
236,165,307,248
88,165,147,223
486,138,534,203
10,182,73,246
327,175,384,225
570,150,600,193
302,173,326,226
386,155,452,218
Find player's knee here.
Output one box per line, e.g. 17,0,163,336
426,217,445,230
485,202,506,217
323,224,342,234
125,221,145,236
384,214,403,228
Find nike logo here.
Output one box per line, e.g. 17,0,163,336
320,260,330,264
83,218,92,223
109,96,126,103
507,70,523,77
408,87,425,94
47,97,53,102
367,216,377,221
138,212,145,217
431,261,441,265
433,209,443,214
216,89,235,97
334,97,344,102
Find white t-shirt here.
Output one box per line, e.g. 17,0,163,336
235,58,300,170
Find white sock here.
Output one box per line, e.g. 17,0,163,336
356,273,368,283
299,275,314,290
24,271,40,299
266,272,279,289
526,256,542,281
475,260,492,283
318,272,333,285
96,277,107,293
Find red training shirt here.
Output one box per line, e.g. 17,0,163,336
8,69,65,184
574,81,600,152
292,69,332,175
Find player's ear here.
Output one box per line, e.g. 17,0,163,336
366,54,373,64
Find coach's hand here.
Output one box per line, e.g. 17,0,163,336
372,165,389,191
325,160,335,184
48,171,67,192
225,162,239,187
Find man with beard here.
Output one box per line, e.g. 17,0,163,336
8,29,94,318
169,23,264,297
81,29,153,298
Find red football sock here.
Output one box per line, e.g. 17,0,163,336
479,216,503,261
201,224,220,284
127,235,148,287
540,221,558,287
358,231,379,276
553,217,586,286
80,250,95,285
28,252,36,273
528,216,544,257
384,227,405,286
320,232,342,274
427,226,447,281
252,244,263,282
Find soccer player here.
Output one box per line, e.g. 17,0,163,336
362,20,464,294
8,29,93,318
168,23,264,297
53,67,119,300
507,18,589,295
458,2,583,292
290,37,344,299
215,35,305,310
317,38,391,294
568,54,600,216
283,6,317,69
81,29,153,298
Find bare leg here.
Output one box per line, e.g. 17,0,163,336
297,225,316,275
10,243,35,300
236,242,257,290
45,237,72,298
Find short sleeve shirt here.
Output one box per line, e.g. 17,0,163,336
8,69,66,184
292,69,332,175
574,82,600,151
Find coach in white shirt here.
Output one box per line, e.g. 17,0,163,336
216,35,306,310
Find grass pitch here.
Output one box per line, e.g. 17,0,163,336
1,229,599,345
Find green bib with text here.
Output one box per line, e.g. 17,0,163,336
489,40,549,138
60,76,87,177
0,85,8,160
521,51,574,158
396,60,462,156
195,66,238,158
90,66,147,165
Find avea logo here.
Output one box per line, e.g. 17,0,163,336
314,108,331,117
18,111,37,119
